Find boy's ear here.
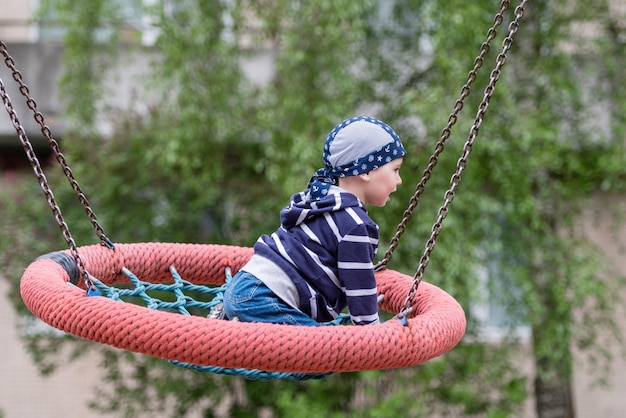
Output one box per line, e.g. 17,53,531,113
357,172,371,182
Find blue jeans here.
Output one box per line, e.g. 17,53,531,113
223,270,321,327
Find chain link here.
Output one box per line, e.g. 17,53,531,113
0,40,114,287
376,0,511,271
395,0,528,318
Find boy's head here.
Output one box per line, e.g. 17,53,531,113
323,116,406,176
309,116,406,200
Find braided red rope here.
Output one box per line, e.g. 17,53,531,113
20,243,465,372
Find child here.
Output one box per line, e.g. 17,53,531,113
223,115,406,326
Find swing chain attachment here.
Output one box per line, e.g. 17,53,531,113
0,40,113,288
395,0,528,319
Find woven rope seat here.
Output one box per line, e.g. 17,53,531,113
20,242,466,373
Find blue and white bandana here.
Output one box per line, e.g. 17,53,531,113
308,116,406,201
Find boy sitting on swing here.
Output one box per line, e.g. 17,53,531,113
223,116,405,326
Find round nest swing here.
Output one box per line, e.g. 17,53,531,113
2,0,526,380
21,243,465,373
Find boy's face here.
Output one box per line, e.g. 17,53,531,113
362,157,403,207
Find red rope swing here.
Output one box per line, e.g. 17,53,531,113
21,243,465,372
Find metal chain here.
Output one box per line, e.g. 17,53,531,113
376,0,511,271
0,40,114,287
394,0,527,318
0,41,113,250
0,75,93,285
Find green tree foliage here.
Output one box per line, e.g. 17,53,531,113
2,0,626,417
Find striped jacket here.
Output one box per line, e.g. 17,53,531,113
242,185,380,325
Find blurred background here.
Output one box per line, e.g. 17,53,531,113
1,1,626,417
